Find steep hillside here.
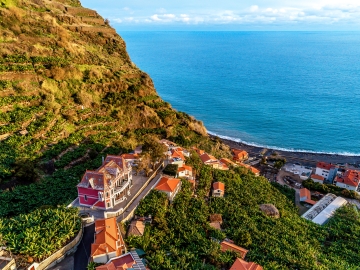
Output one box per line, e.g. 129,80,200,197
0,0,233,217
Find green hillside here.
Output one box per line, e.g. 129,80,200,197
0,0,230,218
129,163,360,270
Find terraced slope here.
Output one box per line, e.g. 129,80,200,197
0,0,220,216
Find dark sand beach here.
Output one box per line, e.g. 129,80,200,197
211,135,360,168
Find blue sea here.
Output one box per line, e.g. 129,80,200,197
118,31,360,155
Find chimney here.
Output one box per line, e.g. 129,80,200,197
102,156,105,164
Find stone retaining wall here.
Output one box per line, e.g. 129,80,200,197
27,225,83,270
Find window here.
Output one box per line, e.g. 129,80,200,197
84,195,88,201
106,192,109,197
107,202,110,208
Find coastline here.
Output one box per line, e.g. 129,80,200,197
209,134,360,167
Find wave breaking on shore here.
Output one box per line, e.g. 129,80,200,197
207,131,360,157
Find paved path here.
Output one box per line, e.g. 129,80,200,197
117,173,161,222
74,223,95,270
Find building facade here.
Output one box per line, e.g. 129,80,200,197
77,155,132,209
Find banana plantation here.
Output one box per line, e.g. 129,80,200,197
0,207,81,262
127,164,360,270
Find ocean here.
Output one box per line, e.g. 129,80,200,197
118,31,360,155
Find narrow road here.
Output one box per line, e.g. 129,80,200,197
74,223,95,270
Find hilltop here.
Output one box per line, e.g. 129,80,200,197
0,0,232,208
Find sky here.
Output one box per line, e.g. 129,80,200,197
81,0,360,30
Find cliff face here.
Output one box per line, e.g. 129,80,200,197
0,0,208,184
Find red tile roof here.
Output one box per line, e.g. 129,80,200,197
221,241,248,259
311,174,325,181
232,149,249,160
213,182,225,192
336,169,360,187
155,176,181,192
96,253,136,270
178,165,193,173
200,153,217,163
238,163,260,175
299,188,310,199
171,149,185,161
220,158,237,166
121,153,139,160
230,258,263,270
91,217,124,258
192,147,205,155
316,162,335,171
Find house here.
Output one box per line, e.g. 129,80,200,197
154,176,182,201
238,163,260,176
178,165,195,188
169,148,186,166
311,174,325,183
335,169,360,192
200,153,229,170
230,258,263,270
314,162,338,183
220,158,238,167
299,188,316,205
77,155,133,210
91,217,126,264
177,165,194,179
96,251,146,270
232,149,249,162
212,182,225,197
121,153,140,166
220,240,248,259
127,219,146,237
209,214,223,230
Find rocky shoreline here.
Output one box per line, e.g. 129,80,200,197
210,135,360,168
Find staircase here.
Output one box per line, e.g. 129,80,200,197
130,250,146,270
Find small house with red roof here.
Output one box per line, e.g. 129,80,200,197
238,163,260,176
335,169,360,192
232,149,249,162
311,174,325,184
169,148,186,166
299,188,316,205
96,251,146,270
230,258,263,270
315,162,338,183
177,165,194,179
220,158,238,167
91,217,126,264
220,240,248,259
154,176,182,201
200,153,229,170
212,182,225,197
77,155,132,210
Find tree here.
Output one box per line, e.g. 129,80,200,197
142,136,167,166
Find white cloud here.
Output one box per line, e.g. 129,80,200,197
112,3,360,27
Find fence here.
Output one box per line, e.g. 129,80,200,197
105,161,165,219
27,225,84,270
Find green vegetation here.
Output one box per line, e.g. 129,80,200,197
0,207,80,262
127,165,360,269
162,164,179,177
270,182,296,205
